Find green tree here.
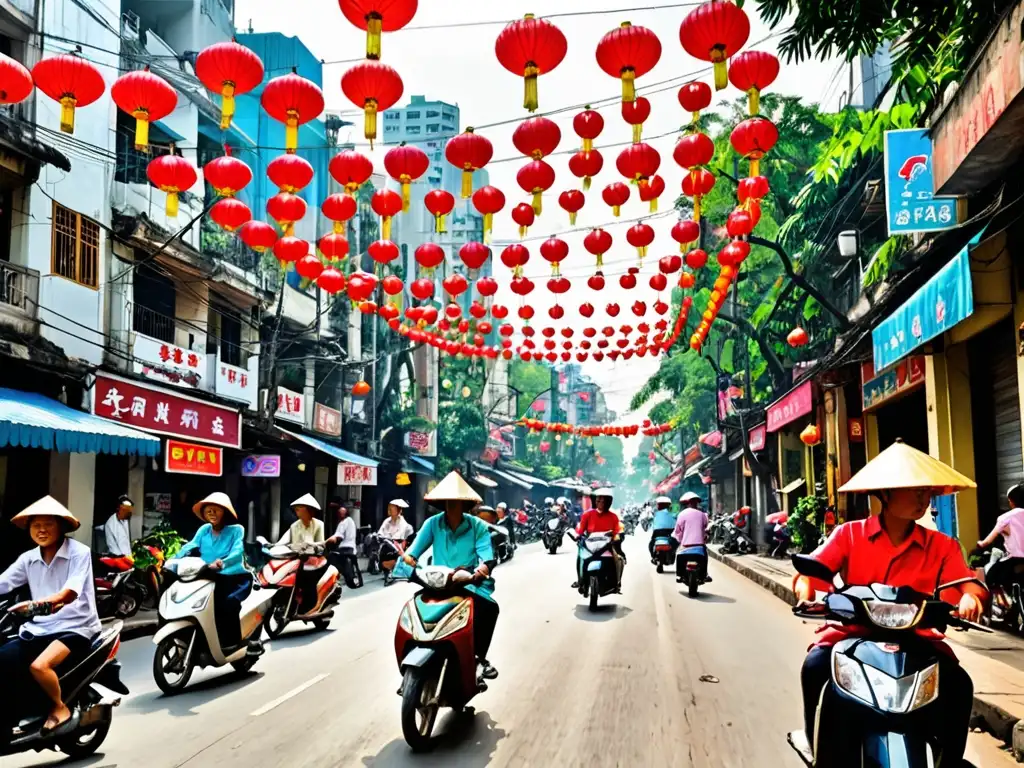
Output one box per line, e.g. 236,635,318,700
509,360,552,418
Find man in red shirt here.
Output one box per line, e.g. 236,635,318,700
576,488,623,588
793,440,986,763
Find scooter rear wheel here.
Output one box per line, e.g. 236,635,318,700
58,720,110,759
401,667,439,752
264,593,292,639
153,628,195,695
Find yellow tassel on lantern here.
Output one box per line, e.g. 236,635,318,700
332,220,344,234
596,253,604,268
382,215,392,241
693,196,702,221
164,189,179,217
620,68,636,103
285,110,299,152
366,13,383,59
569,212,577,225
518,225,527,238
284,222,295,237
483,212,493,241
690,110,701,125
551,262,559,277
612,205,621,217
220,83,236,130
582,137,593,152
649,198,658,213
750,158,761,177
400,176,411,212
711,48,728,91
531,190,543,216
435,213,447,233
637,246,647,261
748,87,760,116
363,99,379,148
632,123,642,144
460,169,473,199
583,176,592,192
59,96,77,134
132,110,150,151
524,63,539,112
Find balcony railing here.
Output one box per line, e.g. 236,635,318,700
0,260,39,318
200,215,261,273
131,302,175,344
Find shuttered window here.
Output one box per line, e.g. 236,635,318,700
51,202,100,288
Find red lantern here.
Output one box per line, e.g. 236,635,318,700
209,198,251,232
347,271,378,302
384,143,430,210
495,14,567,112
678,81,712,121
672,219,700,251
616,142,660,184
204,146,252,197
500,243,530,271
681,168,716,220
512,116,561,159
602,182,630,217
382,275,404,295
267,192,306,235
638,174,665,212
729,50,780,115
679,1,751,90
800,423,821,446
194,40,264,129
330,149,373,195
371,189,403,240
573,108,604,152
410,278,434,301
471,185,505,241
787,327,809,348
476,276,498,296
727,208,754,237
239,221,277,252
317,267,346,295
718,240,750,267
0,53,32,105
341,60,403,147
568,150,603,191
424,189,455,233
539,237,569,275
511,202,535,238
685,248,708,269
273,236,308,265
558,189,585,225
730,117,778,176
261,70,325,152
584,228,612,269
596,21,662,103
321,193,357,234
111,67,177,151
517,159,555,215
738,174,770,203
443,273,468,298
367,239,398,264
338,0,418,59
32,53,105,135
319,233,350,261
621,96,651,143
673,132,715,170
267,153,314,193
626,222,654,262
296,254,324,280
459,241,490,271
659,254,682,274
446,128,493,198
146,152,196,217
415,242,445,270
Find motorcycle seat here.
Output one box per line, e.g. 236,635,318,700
679,546,707,556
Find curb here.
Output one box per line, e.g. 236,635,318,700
709,547,1024,759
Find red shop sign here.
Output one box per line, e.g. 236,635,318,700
766,380,814,433
165,439,223,476
748,423,767,452
92,373,241,448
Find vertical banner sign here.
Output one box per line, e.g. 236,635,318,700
884,129,960,235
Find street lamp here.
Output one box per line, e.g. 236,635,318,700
837,229,860,258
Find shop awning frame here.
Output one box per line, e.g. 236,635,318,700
0,387,160,456
471,473,498,489
403,456,435,476
684,456,713,479
780,478,806,495
277,427,378,468
501,468,549,487
473,462,531,490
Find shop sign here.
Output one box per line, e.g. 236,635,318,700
241,455,281,478
848,417,865,442
861,356,926,412
314,403,342,436
165,439,223,476
883,129,959,235
766,381,814,433
275,386,305,425
216,360,257,410
872,246,974,371
405,431,430,452
132,334,205,390
748,423,767,451
93,372,241,448
338,462,377,486
684,443,702,467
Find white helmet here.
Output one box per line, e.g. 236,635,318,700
557,496,569,506
544,497,555,505
496,502,508,510
681,492,701,504
655,495,672,506
594,487,615,499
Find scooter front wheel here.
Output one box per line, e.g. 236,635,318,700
264,592,293,639
401,666,440,752
589,575,599,611
153,628,196,695
58,720,110,760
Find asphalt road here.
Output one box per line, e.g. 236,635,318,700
2,537,1015,767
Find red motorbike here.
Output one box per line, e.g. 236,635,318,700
95,545,164,619
257,539,341,638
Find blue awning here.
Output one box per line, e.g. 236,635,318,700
404,456,435,476
0,387,160,456
277,427,378,468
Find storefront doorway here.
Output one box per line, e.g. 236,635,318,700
875,388,928,453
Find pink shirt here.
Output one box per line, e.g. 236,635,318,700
673,508,709,546
995,508,1024,558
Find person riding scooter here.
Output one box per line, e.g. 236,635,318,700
976,484,1024,599
648,495,678,562
673,492,711,583
575,487,623,589
278,494,326,610
379,499,415,586
791,439,986,765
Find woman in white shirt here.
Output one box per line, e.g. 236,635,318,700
378,499,414,584
277,494,325,546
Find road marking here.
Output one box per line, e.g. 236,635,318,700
249,673,329,717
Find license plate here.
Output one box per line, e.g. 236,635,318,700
654,545,670,552
686,563,698,570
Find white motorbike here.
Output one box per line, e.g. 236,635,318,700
151,557,274,695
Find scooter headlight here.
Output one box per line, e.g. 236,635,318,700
909,663,940,712
863,601,922,630
862,665,917,713
833,653,873,705
399,604,414,634
548,519,561,531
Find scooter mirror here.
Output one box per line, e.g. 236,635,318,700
791,554,835,584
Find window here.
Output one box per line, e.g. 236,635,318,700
217,307,245,366
115,110,172,185
406,111,421,119
406,125,421,135
384,112,399,120
384,124,398,133
51,202,99,288
427,124,439,133
426,110,439,118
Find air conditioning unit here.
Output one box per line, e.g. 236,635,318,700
121,11,140,40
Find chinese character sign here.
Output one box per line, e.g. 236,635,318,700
165,439,223,476
93,373,241,448
766,381,814,433
133,334,206,390
216,360,257,410
884,129,960,235
314,403,342,436
275,386,306,425
338,463,377,486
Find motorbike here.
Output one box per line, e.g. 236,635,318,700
719,520,754,555
542,513,568,554
256,538,341,638
571,530,621,611
787,554,987,768
393,564,488,752
151,557,273,695
972,545,1024,633
95,543,165,619
640,517,652,533
328,545,364,589
651,533,678,574
0,601,128,761
675,545,709,597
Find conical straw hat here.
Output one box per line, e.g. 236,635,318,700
192,491,238,520
839,439,976,495
424,471,482,504
12,495,81,531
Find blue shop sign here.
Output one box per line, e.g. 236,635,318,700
884,129,959,235
871,246,974,371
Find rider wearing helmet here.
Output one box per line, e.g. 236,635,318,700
793,439,986,763
673,492,711,583
648,495,678,561
576,487,624,588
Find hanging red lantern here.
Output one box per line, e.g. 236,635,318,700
626,222,655,262
382,275,404,295
273,236,308,265
738,174,770,203
726,208,754,237
296,254,325,280
415,242,446,270
729,50,780,115
338,0,418,59
204,147,252,197
239,220,277,252
446,128,493,198
671,219,701,251
443,273,469,298
616,142,661,184
384,143,430,210
317,267,346,295
319,233,350,261
111,67,177,151
800,423,821,446
573,108,604,153
679,1,751,90
730,117,778,176
209,198,251,232
602,182,630,216
261,70,325,152
0,53,32,106
347,271,378,302
194,40,264,129
424,189,455,233
267,192,306,235
459,241,490,271
476,276,498,296
685,248,709,269
367,239,398,264
495,14,567,112
31,53,105,134
511,202,535,237
512,116,561,160
321,193,357,234
568,150,603,191
471,185,505,242
788,327,810,348
718,240,750,267
584,228,613,269
681,168,716,220
621,96,651,143
341,60,403,147
558,189,585,225
267,153,314,193
638,174,665,212
673,132,715,171
517,159,555,215
539,237,569,276
330,149,373,195
659,254,682,274
371,189,403,240
146,152,196,217
410,278,434,300
500,243,530,273
596,21,662,103
678,80,713,122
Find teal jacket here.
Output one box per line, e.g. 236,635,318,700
404,513,496,602
179,524,247,576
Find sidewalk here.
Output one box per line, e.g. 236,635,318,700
709,546,1024,760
